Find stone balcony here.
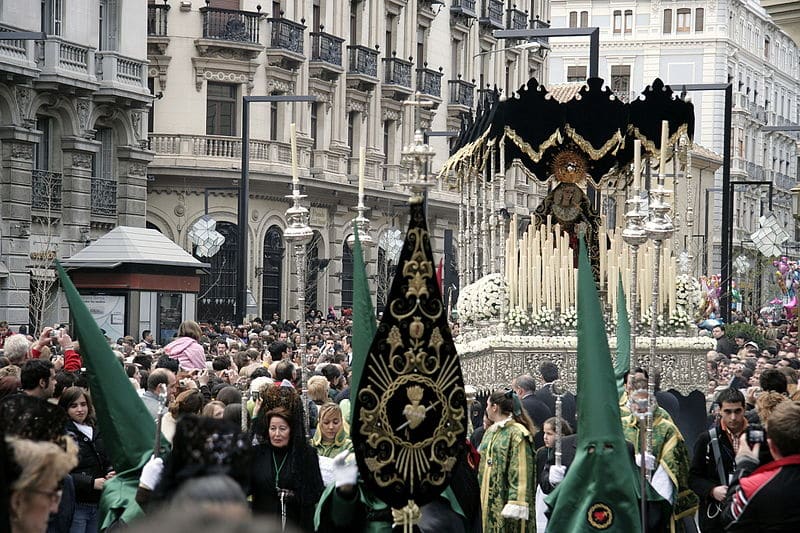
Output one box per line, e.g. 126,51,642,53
95,51,150,102
0,24,41,79
35,37,98,91
479,0,505,30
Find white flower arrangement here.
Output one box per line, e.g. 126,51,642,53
667,308,694,332
507,306,531,331
560,306,578,331
674,274,702,315
455,273,508,325
640,307,666,332
532,306,557,331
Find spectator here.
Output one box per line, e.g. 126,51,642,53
201,400,225,419
4,334,30,366
20,359,55,400
722,401,800,531
141,369,176,420
163,321,206,371
712,325,736,357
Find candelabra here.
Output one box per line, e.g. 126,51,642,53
622,191,648,365
284,125,313,437
400,128,436,201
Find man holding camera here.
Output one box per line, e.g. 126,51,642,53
722,400,800,531
689,388,749,532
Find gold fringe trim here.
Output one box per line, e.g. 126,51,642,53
628,124,689,165
504,126,562,163
564,124,623,160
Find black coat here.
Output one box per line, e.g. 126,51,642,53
533,383,577,429
65,420,113,505
520,393,552,449
689,424,736,533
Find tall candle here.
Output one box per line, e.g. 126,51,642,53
633,139,642,191
290,122,299,188
358,147,366,204
659,120,669,184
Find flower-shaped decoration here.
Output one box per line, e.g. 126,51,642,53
667,308,694,333
640,307,666,333
560,306,578,331
455,273,508,324
532,306,557,331
674,274,702,315
507,306,531,332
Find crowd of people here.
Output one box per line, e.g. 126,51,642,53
2,312,800,532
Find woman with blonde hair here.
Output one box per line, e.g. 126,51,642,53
5,436,78,533
311,402,352,486
164,320,206,371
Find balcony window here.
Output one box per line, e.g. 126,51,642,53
347,45,378,77
99,0,119,51
448,78,474,107
568,11,577,28
613,10,622,34
147,3,169,36
268,17,305,54
92,128,117,217
663,9,672,34
567,65,586,82
610,65,631,102
695,8,704,32
32,170,63,211
383,56,412,88
416,67,443,98
624,10,632,34
310,31,343,65
580,11,589,28
206,83,236,136
676,8,690,33
41,0,63,36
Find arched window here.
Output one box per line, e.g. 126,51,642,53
262,225,284,319
306,231,323,314
196,221,238,323
341,240,354,310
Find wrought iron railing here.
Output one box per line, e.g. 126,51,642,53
310,31,344,65
416,67,443,97
451,0,477,16
449,79,475,107
90,176,117,216
507,7,527,30
383,56,412,87
200,6,261,44
347,45,378,77
480,0,504,27
31,170,62,211
147,4,169,36
267,17,305,54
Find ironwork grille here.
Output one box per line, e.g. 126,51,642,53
90,176,117,216
483,0,504,26
383,57,412,87
311,31,343,65
198,221,239,323
416,68,442,97
31,169,62,211
261,225,284,319
448,79,475,107
268,17,305,54
347,45,378,77
201,7,260,43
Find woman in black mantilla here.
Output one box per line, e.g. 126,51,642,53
250,385,323,531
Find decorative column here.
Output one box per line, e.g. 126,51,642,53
481,158,489,277
60,137,99,255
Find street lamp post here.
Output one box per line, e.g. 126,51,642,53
236,95,317,327
493,27,599,78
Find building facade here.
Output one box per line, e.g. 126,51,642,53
547,0,800,292
146,0,548,324
0,0,151,329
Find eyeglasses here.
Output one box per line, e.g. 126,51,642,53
25,488,63,505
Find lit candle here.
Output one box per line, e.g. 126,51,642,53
358,147,366,205
659,120,669,185
633,139,642,191
290,122,298,189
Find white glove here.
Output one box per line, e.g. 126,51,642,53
548,465,567,486
635,452,657,471
332,450,358,488
139,455,164,491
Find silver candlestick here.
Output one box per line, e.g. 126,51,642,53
622,191,648,369
284,184,313,438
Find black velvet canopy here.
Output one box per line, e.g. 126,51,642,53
442,77,695,186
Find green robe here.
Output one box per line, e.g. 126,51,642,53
478,418,536,533
622,411,699,531
311,427,352,458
